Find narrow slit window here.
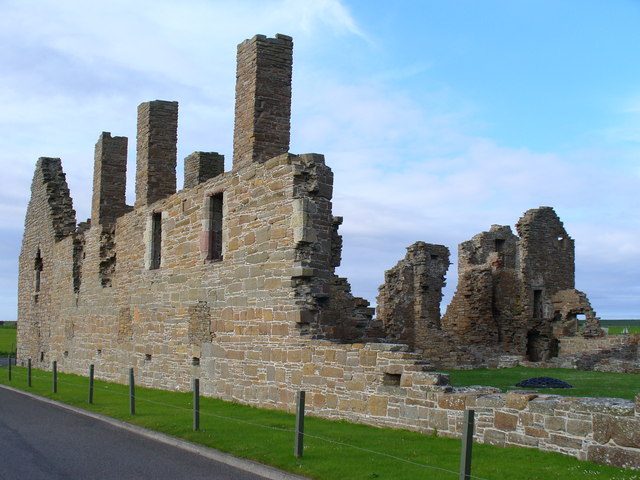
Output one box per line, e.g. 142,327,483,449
207,194,223,261
150,212,162,270
494,239,505,253
34,248,43,297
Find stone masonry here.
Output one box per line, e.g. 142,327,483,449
17,34,639,470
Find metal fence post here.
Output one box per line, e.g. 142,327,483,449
52,361,57,393
129,368,135,415
459,409,475,480
7,353,11,381
193,378,200,431
28,358,32,387
88,364,95,404
294,390,306,458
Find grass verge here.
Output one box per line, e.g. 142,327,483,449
0,366,638,479
0,322,16,356
441,366,640,401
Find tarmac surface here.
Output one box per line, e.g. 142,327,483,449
0,385,307,480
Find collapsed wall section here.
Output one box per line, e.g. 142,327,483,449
17,157,77,365
377,242,450,348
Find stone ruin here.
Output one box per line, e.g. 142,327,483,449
17,34,640,470
376,207,630,370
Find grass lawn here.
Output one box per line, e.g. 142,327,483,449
1,366,638,479
441,366,640,401
0,322,16,356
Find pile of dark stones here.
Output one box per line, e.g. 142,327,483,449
515,377,573,389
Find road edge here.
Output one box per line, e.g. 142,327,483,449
0,383,309,480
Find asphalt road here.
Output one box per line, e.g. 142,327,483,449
0,386,289,480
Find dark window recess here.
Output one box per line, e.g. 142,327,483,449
97,349,102,355
382,373,401,386
145,354,152,361
150,212,162,269
64,351,69,358
34,249,43,296
207,194,223,261
192,357,200,366
430,254,438,260
494,239,505,253
533,289,543,318
40,352,44,362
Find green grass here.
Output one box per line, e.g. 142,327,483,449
441,366,640,400
600,319,640,335
0,322,16,356
0,366,638,479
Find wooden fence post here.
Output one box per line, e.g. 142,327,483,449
459,409,475,480
294,390,306,458
193,378,200,431
52,361,57,393
129,368,135,415
88,364,95,404
28,358,32,387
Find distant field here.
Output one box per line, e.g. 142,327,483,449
599,319,640,334
0,322,17,356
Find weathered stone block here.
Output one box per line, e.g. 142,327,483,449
587,445,640,470
506,391,538,410
593,414,640,447
368,395,389,416
438,394,468,410
483,429,506,446
549,433,582,450
494,411,518,431
411,372,450,386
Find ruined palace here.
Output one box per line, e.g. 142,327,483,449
18,34,640,470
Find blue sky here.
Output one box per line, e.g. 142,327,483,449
1,0,639,320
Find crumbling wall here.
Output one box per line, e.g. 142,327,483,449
377,242,450,348
377,210,610,368
17,157,78,365
551,289,602,337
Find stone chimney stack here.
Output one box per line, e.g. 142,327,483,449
183,152,225,189
135,100,178,207
91,132,128,227
232,34,293,170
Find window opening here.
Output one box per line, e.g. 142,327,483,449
207,194,223,261
533,289,543,318
382,373,401,386
34,248,43,298
494,239,505,253
150,212,162,269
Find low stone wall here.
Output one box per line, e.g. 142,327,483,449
32,337,640,471
560,334,639,356
555,334,640,373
